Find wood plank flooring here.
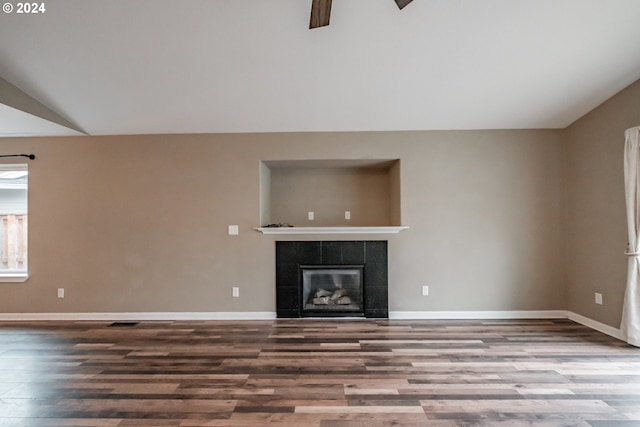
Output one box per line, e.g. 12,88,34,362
0,319,639,426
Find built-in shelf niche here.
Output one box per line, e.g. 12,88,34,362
259,159,402,228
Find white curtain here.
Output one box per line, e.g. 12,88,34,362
622,125,640,346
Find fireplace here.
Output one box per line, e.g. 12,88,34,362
302,265,364,315
276,241,388,318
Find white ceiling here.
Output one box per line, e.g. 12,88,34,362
1,0,639,137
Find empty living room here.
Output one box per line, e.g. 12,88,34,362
1,1,640,426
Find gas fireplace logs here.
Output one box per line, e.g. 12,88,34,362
311,288,352,305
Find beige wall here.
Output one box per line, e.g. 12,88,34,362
566,80,640,327
3,80,639,318
0,130,567,314
269,166,393,226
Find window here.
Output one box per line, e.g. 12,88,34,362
0,164,28,281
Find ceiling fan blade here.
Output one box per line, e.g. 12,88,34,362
394,0,413,10
310,0,332,29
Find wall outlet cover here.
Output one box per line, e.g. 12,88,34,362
595,292,603,305
228,225,239,235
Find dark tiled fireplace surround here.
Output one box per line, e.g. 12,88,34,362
276,241,388,318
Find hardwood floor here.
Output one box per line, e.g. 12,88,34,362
0,319,639,426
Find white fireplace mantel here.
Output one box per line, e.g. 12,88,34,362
254,226,409,235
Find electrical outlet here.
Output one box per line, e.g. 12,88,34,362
422,285,429,296
232,287,239,297
57,288,64,298
228,225,239,235
308,211,314,221
595,292,603,305
345,211,351,220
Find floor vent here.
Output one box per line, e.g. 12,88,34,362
108,322,139,327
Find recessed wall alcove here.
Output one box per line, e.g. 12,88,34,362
259,159,402,228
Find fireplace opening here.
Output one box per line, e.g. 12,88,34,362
301,265,363,316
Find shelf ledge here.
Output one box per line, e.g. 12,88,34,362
254,226,409,235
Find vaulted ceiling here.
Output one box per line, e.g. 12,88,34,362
1,0,639,137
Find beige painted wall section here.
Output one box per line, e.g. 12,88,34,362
566,79,640,327
259,161,271,225
0,130,566,314
270,167,392,226
389,161,401,226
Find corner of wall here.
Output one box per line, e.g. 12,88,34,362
563,78,640,329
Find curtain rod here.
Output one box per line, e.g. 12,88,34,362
0,154,35,160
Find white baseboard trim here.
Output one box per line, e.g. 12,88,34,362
0,312,278,321
0,310,564,322
566,311,624,341
389,310,568,320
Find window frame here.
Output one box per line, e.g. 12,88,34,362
0,163,29,282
